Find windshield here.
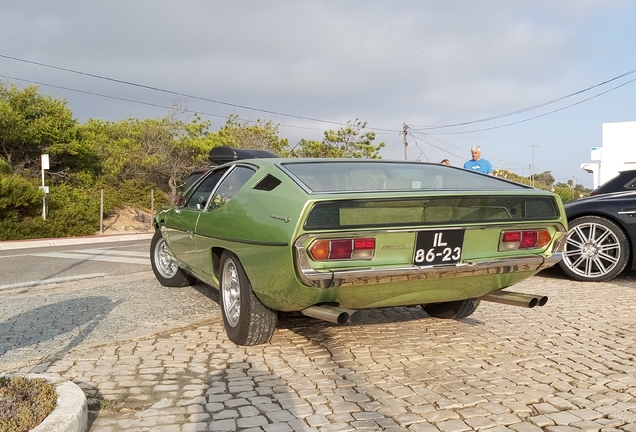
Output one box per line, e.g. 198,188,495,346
280,161,526,193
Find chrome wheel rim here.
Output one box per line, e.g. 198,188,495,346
222,258,241,327
563,222,622,279
154,238,178,279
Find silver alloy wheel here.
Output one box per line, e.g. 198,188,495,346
222,258,241,328
562,221,622,279
154,238,178,279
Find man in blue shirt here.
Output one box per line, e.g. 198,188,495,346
463,146,493,175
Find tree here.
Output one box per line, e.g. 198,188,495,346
293,138,341,158
77,118,143,183
552,185,580,203
533,171,555,188
0,82,79,176
294,119,385,158
214,114,289,155
142,114,214,201
80,112,214,201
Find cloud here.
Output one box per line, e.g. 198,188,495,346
1,1,634,186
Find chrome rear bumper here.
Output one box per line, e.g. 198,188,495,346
295,252,562,289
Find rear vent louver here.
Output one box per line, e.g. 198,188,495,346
253,174,282,191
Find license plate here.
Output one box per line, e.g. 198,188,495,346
414,229,464,265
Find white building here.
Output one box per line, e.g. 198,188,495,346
581,121,636,189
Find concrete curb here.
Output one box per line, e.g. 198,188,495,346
0,232,153,251
1,373,88,432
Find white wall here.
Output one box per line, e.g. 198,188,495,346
600,121,636,185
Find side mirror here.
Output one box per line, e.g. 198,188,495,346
174,195,186,207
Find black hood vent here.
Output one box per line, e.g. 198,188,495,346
253,174,282,191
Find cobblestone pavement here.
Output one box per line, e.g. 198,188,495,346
15,268,631,432
0,271,220,373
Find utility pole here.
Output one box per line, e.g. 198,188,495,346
403,123,408,160
530,144,545,187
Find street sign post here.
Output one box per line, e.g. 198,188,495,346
41,154,49,220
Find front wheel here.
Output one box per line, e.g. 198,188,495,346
220,251,277,345
150,230,196,287
559,216,630,282
422,298,480,319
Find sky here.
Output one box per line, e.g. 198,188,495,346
1,1,635,188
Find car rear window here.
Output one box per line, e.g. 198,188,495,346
280,161,526,193
304,196,560,230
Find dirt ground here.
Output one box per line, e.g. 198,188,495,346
99,207,154,234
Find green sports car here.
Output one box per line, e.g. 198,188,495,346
151,147,567,346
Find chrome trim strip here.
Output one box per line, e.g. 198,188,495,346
618,210,636,215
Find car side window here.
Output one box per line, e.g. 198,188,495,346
209,166,256,210
182,169,209,194
184,169,228,210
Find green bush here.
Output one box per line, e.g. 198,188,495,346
67,170,97,188
0,184,106,240
0,174,44,219
552,185,582,203
0,159,10,175
113,178,169,211
0,173,171,240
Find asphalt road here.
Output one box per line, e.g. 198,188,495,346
0,238,222,372
0,240,152,289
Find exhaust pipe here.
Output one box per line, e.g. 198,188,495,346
301,305,361,324
479,290,548,308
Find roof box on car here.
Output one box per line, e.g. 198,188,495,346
208,146,278,165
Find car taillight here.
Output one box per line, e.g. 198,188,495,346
499,229,551,251
308,238,375,261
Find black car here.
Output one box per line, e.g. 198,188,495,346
559,191,636,281
590,169,636,195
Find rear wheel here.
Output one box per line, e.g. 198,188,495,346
220,251,277,345
422,298,480,319
150,230,196,287
559,216,630,282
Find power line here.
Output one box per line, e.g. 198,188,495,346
0,74,334,135
0,74,370,135
0,54,401,134
409,128,534,170
409,132,465,161
409,130,466,153
0,74,230,119
410,67,636,131
428,77,636,135
408,135,429,162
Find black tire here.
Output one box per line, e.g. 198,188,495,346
559,215,630,282
422,298,480,319
219,251,277,345
150,230,196,287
